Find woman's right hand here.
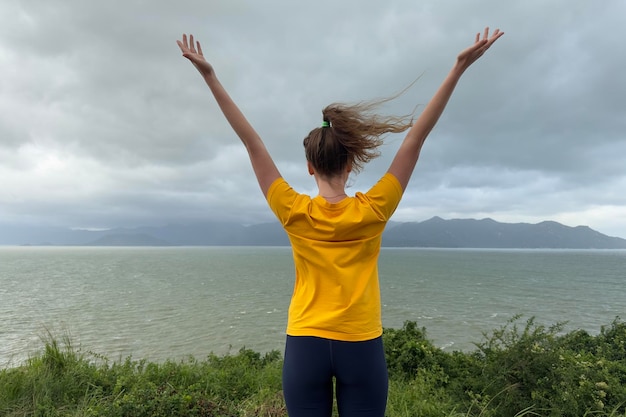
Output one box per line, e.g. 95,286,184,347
455,27,504,72
177,34,214,77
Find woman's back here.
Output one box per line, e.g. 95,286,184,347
267,172,403,341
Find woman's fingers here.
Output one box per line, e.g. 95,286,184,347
177,34,189,53
178,33,205,58
456,27,503,68
178,34,205,57
489,29,504,43
478,27,504,46
474,27,504,53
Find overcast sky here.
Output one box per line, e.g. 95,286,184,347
1,0,625,239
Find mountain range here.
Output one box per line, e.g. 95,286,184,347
2,217,626,249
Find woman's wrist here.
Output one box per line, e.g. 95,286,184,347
202,69,218,84
450,61,467,77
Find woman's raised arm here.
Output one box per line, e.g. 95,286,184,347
387,28,504,191
177,34,281,196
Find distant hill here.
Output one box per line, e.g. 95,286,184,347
383,217,626,249
2,217,626,249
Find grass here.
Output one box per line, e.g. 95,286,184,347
1,317,625,416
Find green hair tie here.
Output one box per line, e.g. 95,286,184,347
321,121,330,128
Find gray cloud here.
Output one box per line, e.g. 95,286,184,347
1,0,625,238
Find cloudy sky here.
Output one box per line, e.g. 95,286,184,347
1,0,625,239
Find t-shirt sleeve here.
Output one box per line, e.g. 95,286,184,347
364,172,404,221
266,177,299,225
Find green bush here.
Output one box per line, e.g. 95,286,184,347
451,316,626,417
2,318,625,417
383,321,450,381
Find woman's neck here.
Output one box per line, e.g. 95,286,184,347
316,175,348,202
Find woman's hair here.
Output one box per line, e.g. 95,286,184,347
303,96,415,178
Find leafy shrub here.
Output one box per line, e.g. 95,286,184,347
466,316,626,416
383,321,448,381
2,319,625,417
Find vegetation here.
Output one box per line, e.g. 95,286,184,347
1,317,625,417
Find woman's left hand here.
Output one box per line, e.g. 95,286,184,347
177,33,214,77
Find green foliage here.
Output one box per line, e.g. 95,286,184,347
102,347,283,416
0,335,283,417
466,316,626,416
384,321,447,380
1,318,625,417
382,317,626,417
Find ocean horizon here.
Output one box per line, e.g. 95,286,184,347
1,246,624,367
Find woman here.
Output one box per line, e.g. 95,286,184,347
177,27,503,417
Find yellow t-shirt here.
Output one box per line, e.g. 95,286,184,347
266,172,403,341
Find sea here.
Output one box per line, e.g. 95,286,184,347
1,246,624,368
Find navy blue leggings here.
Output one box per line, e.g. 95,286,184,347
282,335,388,417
